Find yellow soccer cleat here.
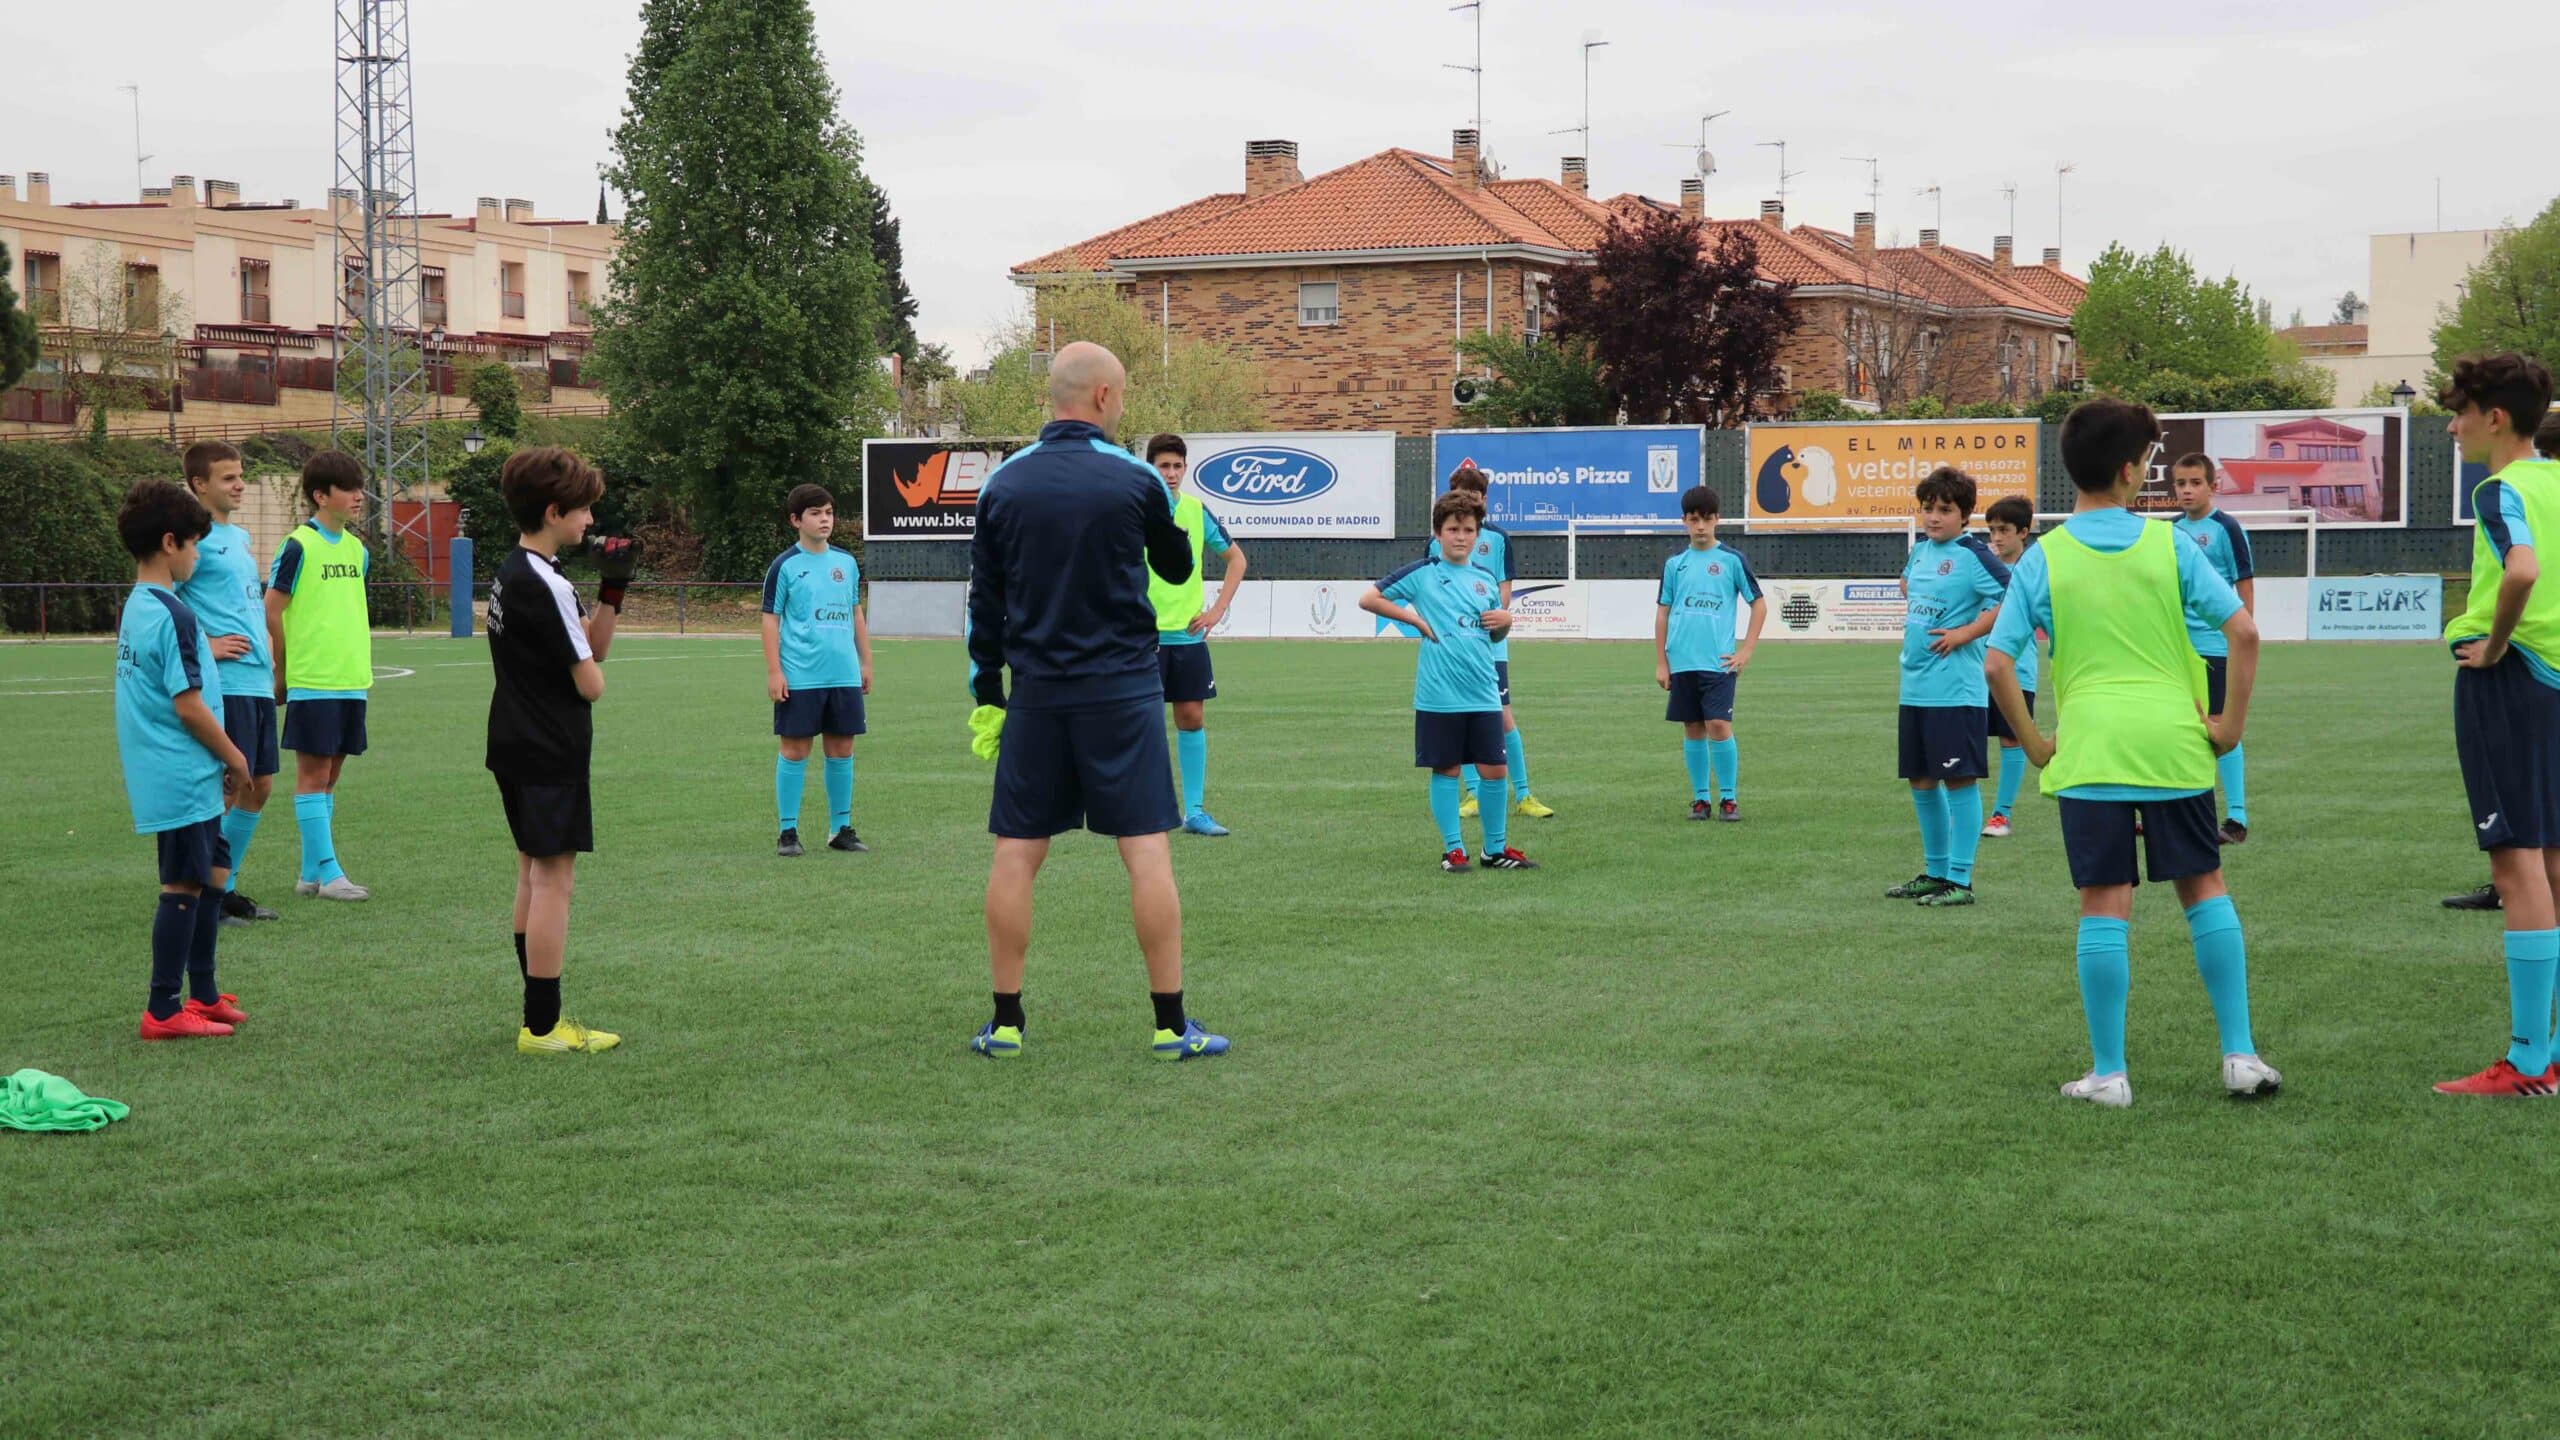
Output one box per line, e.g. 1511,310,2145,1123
518,1018,622,1055
1458,792,1480,819
1515,794,1557,819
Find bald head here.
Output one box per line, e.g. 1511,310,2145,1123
1048,341,1127,432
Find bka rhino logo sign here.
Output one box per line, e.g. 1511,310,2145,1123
1193,447,1338,506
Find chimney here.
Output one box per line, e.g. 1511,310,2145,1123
504,197,534,223
1243,139,1302,199
206,179,240,207
170,175,196,210
1918,228,1940,250
0,175,14,202
477,196,502,224
27,172,50,206
2042,246,2061,267
1853,211,1876,257
330,187,359,223
1681,179,1706,220
1452,128,1481,190
142,186,173,203
1758,197,1783,231
1561,156,1588,196
1992,235,2013,271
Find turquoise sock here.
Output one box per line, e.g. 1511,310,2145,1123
2504,928,2558,1075
1460,764,1480,801
1707,736,1738,803
2184,896,2256,1056
293,792,341,885
775,755,806,830
1994,746,2026,818
1911,787,1951,879
2218,743,2248,825
1505,730,1529,800
1945,786,1983,885
1177,728,1207,817
322,791,347,882
2077,916,2132,1077
1682,739,1712,801
1481,780,1510,856
823,755,853,832
220,807,263,892
1429,774,1463,851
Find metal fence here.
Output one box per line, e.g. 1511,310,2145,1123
2,581,452,639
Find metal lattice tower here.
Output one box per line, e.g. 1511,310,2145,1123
332,0,431,567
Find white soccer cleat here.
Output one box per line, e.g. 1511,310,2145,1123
2060,1070,2133,1108
2222,1053,2282,1097
296,876,372,902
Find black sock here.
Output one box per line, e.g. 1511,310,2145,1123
148,894,194,1020
1151,990,1186,1033
187,885,223,1004
992,991,1026,1030
513,932,528,980
524,975,561,1036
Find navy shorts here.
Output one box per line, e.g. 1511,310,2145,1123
775,685,866,739
2204,655,2228,716
1159,643,1217,704
1416,710,1507,770
496,775,594,858
1898,704,1989,781
154,816,231,887
1494,660,1513,707
2058,791,2222,888
282,697,368,757
989,697,1181,839
223,694,281,778
1666,670,1737,724
1988,690,2038,742
2455,650,2560,851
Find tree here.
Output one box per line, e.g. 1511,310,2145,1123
1550,209,1795,427
1455,330,1612,427
947,280,1265,440
866,183,919,364
2357,379,2446,416
2430,197,2560,390
590,0,887,582
0,239,37,391
2071,242,2268,394
51,244,190,441
467,360,523,437
1787,390,1862,422
596,185,610,225
2333,290,2363,325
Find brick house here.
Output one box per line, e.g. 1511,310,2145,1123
1011,130,2085,432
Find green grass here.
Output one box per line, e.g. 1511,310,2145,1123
0,636,2542,1438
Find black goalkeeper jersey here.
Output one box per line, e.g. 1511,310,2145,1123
485,546,594,781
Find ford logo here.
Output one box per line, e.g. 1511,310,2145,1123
1193,447,1338,505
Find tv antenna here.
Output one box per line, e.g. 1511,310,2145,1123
1444,2,1483,136
119,83,152,200
1840,155,1880,214
2000,181,2018,237
2056,161,2077,260
1754,139,1805,206
1544,33,1611,162
1659,110,1729,179
1914,182,1942,233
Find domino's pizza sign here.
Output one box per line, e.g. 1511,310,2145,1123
1195,447,1338,505
1178,432,1396,538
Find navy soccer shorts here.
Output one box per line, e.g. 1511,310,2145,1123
154,817,231,887
1159,643,1217,704
1987,689,2038,743
496,776,594,858
1666,670,1738,724
774,685,867,739
989,697,1181,839
223,694,281,778
2204,655,2228,717
2059,791,2222,888
1415,710,1507,771
1494,660,1513,707
2455,649,2560,851
282,697,368,757
1898,703,1989,781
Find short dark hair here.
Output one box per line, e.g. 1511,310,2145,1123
784,484,834,523
1984,494,2035,532
118,480,213,560
1430,489,1486,532
1681,484,1721,520
300,449,366,507
1446,465,1489,495
2538,411,2560,461
2060,397,2161,493
500,447,606,533
1914,466,1977,515
1144,433,1186,463
2439,352,2554,438
2170,452,2216,480
182,440,242,486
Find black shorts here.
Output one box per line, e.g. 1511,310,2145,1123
989,698,1181,839
1415,710,1507,770
1898,704,1990,781
496,776,594,857
1988,690,2038,742
2058,792,2222,888
222,695,281,778
154,816,231,887
1159,643,1217,704
1666,670,1737,724
2455,650,2560,851
2204,655,2228,716
774,685,867,739
282,697,368,757
1494,659,1513,707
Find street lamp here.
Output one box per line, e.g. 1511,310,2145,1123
462,426,486,455
2390,380,2416,409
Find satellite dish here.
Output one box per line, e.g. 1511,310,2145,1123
1695,148,1718,178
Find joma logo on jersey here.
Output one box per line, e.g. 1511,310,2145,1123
319,562,363,580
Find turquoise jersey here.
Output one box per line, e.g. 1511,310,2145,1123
1423,524,1514,660
115,584,227,834
1658,543,1762,674
1899,535,2010,707
760,544,863,690
1990,508,2242,800
2172,510,2254,657
175,520,272,699
1377,556,1504,712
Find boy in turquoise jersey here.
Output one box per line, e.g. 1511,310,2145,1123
114,481,254,1040
2434,352,2560,1097
1654,485,1765,821
2170,454,2257,844
1980,495,2043,839
1988,398,2280,1108
1363,490,1536,873
176,440,280,924
1888,467,2010,907
264,450,373,901
1436,466,1555,821
1144,434,1247,837
761,484,872,857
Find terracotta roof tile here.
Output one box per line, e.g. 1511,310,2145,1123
2275,322,2366,346
1112,150,1576,261
1011,192,1247,275
1483,178,1619,250
2002,263,2087,315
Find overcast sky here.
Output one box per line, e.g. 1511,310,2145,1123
8,1,2553,366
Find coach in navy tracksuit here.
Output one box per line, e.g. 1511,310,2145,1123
964,341,1228,1060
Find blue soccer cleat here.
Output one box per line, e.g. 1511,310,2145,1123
1181,812,1231,837
970,1021,1022,1059
1151,1018,1230,1061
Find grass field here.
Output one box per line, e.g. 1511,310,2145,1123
0,634,2544,1437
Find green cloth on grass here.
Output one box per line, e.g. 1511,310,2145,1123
1,1068,131,1133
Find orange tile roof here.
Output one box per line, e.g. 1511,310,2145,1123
1483,178,1619,250
2275,322,2367,347
1011,192,1248,276
2002,263,2087,315
1112,149,1580,261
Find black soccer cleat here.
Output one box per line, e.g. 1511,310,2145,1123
1689,800,1713,822
2444,883,2503,912
828,827,869,853
1480,847,1540,870
217,890,278,926
776,827,804,858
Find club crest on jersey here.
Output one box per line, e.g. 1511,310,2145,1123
1473,580,1491,598
830,567,846,582
1708,561,1722,577
1937,560,1954,576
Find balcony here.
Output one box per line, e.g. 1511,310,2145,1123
181,367,279,405
1,386,77,424
421,299,448,327
565,298,590,326
502,291,526,320
276,357,336,391
25,287,60,324
239,293,272,325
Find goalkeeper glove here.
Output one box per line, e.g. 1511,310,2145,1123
593,535,643,611
967,704,1006,761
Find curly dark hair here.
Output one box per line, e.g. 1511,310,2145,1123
117,480,213,560
2438,352,2554,438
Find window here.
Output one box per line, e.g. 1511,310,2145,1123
500,261,526,320
1297,281,1338,327
566,270,591,325
23,252,60,322
421,269,447,327
2268,443,2284,458
239,259,271,325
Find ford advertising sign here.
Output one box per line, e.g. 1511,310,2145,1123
1180,432,1395,537
1193,446,1339,506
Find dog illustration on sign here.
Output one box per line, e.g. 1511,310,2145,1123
1753,443,1840,515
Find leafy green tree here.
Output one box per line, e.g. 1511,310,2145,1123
2072,242,2269,394
1455,331,1612,427
1787,390,1861,422
2333,291,2362,325
467,360,523,438
0,239,37,391
949,280,1265,441
866,183,918,364
2357,379,2446,416
591,0,887,581
2430,197,2560,389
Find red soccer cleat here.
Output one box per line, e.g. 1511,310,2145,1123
140,1008,234,1040
183,994,247,1026
2433,1058,2559,1097
1440,847,1472,874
